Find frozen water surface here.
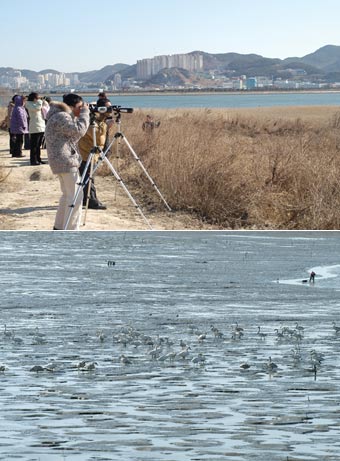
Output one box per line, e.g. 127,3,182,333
1,231,340,460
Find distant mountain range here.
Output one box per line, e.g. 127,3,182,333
2,45,340,85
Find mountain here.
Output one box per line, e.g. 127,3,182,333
76,64,129,83
298,45,340,72
147,68,197,86
105,64,137,83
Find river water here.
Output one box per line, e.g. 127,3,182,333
61,92,340,109
1,231,340,460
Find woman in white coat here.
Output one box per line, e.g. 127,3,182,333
26,92,48,165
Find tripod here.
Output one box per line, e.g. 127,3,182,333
64,109,170,230
100,110,172,212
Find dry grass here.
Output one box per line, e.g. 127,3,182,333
0,107,6,125
102,106,340,229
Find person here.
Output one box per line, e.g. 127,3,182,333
26,92,48,165
41,97,51,149
142,114,160,132
97,91,108,102
78,98,114,210
309,271,316,283
6,95,18,156
41,96,51,120
45,93,90,230
9,95,28,158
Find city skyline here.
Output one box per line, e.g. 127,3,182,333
2,0,340,72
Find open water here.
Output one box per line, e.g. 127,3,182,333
1,231,340,460
49,92,340,109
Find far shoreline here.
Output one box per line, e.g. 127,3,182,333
46,89,340,98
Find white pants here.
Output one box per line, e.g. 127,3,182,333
55,171,83,230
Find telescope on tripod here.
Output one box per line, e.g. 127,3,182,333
64,105,171,230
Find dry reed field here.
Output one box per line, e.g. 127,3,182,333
108,106,340,229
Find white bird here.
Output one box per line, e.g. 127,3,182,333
197,333,207,343
44,361,58,372
165,351,177,361
177,346,191,359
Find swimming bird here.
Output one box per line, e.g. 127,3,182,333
0,365,6,372
148,346,162,359
84,362,97,371
310,349,324,365
257,326,267,339
274,329,284,340
191,353,206,365
177,346,191,359
332,321,340,334
96,330,106,342
197,333,207,343
11,334,24,345
234,322,244,333
211,326,224,339
295,322,304,332
266,357,278,372
30,365,45,373
240,363,251,370
3,324,12,338
165,351,177,362
119,354,131,365
44,361,58,372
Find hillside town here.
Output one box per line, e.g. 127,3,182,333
2,46,340,93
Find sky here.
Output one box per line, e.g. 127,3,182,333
2,0,340,73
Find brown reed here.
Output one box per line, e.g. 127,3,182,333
102,106,340,229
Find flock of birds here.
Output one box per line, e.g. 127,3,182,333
1,319,339,378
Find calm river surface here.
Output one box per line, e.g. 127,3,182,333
1,231,340,460
53,92,340,109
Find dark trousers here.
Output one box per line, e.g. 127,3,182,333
11,134,24,157
30,132,44,164
79,160,99,206
9,130,16,155
24,133,30,149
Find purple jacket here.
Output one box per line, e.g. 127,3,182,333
10,96,28,134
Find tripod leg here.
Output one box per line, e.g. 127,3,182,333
114,125,121,201
64,153,94,230
82,155,95,226
121,135,172,211
91,137,118,177
102,156,153,230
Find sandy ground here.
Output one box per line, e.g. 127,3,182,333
0,132,216,231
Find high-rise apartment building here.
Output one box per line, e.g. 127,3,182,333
137,52,203,80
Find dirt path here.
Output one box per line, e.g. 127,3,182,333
0,132,216,231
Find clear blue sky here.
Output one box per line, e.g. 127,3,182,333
3,0,340,72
